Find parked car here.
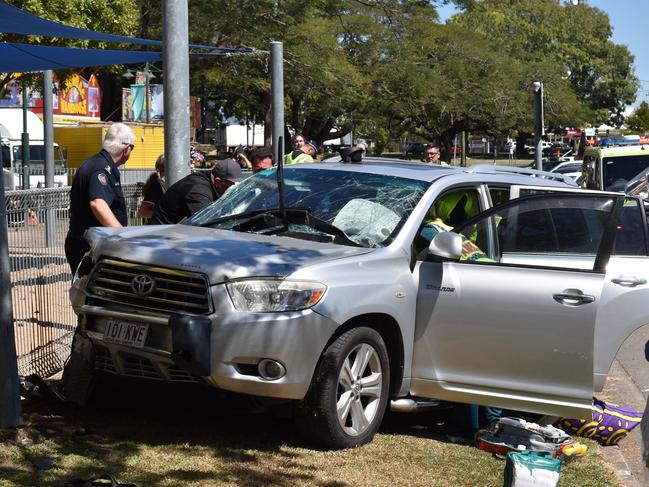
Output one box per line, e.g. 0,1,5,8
549,161,582,182
405,142,425,159
69,160,645,450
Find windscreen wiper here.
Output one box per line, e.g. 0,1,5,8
196,207,310,227
200,207,362,247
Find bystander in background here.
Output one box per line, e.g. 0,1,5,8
251,147,274,173
138,154,166,221
148,159,243,225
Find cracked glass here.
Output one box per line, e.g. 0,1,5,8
190,167,430,248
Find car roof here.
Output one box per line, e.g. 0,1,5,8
287,157,576,186
584,144,649,157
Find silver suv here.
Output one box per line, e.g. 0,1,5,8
69,160,646,449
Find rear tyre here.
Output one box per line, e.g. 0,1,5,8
296,326,390,449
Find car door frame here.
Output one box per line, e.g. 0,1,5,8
410,191,626,419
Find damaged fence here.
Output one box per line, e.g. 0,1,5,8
6,184,144,378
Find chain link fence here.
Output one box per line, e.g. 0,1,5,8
6,184,144,378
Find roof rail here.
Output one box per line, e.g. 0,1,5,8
466,164,578,186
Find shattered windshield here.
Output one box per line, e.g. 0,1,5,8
189,167,430,248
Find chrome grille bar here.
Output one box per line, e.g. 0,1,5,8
87,259,211,315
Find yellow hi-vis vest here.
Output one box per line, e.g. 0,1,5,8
422,218,492,262
284,151,314,165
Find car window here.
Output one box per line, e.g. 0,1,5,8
454,194,617,271
612,198,647,256
189,168,430,248
488,187,510,207
413,187,481,255
603,155,649,191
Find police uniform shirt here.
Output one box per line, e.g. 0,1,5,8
69,149,127,236
148,170,219,225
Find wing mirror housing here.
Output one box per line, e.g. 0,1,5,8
428,232,462,260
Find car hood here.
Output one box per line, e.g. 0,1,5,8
85,224,373,284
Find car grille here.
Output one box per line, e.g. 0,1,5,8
87,258,211,315
95,349,200,383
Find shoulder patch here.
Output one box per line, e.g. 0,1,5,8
97,173,108,186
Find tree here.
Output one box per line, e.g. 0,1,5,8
451,0,639,126
364,16,581,159
625,102,649,132
0,0,139,98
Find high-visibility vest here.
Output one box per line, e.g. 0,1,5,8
421,218,492,262
284,151,314,165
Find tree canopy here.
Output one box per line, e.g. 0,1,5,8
451,0,638,126
0,0,138,97
1,0,639,153
625,102,649,132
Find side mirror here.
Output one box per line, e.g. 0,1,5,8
428,232,462,260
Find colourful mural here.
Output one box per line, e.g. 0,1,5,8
29,73,101,119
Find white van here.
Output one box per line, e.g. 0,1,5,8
0,108,67,190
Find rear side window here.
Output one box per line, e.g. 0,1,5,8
612,199,646,256
488,187,510,208
455,194,617,270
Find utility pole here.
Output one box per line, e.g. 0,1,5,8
533,82,544,171
163,0,190,186
21,85,30,190
43,70,56,247
0,172,22,428
145,62,151,124
270,42,285,164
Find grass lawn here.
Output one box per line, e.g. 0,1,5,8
0,381,619,487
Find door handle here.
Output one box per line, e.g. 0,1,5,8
553,290,596,306
611,276,647,287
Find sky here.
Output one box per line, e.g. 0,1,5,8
436,0,649,111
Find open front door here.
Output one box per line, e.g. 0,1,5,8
411,192,622,419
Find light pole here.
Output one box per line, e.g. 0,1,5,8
533,81,544,171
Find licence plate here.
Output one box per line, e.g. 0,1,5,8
103,319,149,348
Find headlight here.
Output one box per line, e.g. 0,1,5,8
226,279,326,312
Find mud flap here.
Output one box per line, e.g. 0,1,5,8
60,330,96,406
170,314,211,377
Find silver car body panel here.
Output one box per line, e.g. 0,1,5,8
594,256,649,390
411,261,603,418
70,161,643,419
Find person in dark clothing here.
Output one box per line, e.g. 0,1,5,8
138,154,166,221
148,158,243,225
65,123,135,275
250,146,274,173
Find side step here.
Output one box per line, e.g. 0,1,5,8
390,397,445,413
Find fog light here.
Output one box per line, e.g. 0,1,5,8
258,359,286,380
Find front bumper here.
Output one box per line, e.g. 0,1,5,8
78,298,339,400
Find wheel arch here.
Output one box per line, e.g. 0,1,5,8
329,313,404,398
597,322,649,392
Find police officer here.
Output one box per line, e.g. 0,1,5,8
65,123,135,274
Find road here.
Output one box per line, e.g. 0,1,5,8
602,326,649,486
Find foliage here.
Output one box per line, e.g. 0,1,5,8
0,0,139,97
625,102,649,132
451,0,639,126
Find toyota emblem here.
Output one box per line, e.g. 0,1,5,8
131,274,156,297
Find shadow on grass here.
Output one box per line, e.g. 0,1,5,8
3,379,533,487
4,379,344,486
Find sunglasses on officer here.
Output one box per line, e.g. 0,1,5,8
122,142,135,150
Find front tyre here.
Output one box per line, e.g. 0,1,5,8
296,327,390,449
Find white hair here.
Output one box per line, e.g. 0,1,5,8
102,123,136,157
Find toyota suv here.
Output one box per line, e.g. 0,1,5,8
69,159,649,449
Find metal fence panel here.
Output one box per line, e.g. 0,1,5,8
6,184,143,378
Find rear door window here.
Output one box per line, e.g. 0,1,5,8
612,198,647,256
454,194,618,271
